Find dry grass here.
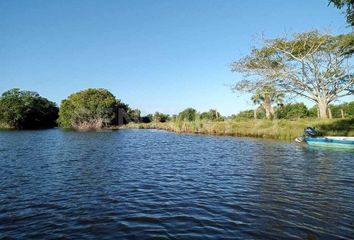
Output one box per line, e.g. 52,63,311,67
122,118,354,141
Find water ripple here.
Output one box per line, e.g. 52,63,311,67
0,129,353,239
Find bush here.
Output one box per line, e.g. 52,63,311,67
329,101,354,118
178,108,198,121
58,88,119,130
141,114,153,123
234,107,265,120
200,109,222,121
276,103,309,119
0,88,58,129
153,112,170,122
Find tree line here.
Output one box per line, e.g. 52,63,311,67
0,87,353,130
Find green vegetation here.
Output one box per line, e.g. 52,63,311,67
250,86,284,119
231,31,353,119
124,118,354,141
178,108,198,121
329,0,354,26
152,112,170,122
0,89,58,129
275,103,309,120
123,100,354,140
59,88,123,130
200,109,222,121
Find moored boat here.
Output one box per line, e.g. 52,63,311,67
295,127,354,148
305,136,354,148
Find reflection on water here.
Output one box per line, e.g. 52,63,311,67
0,129,353,239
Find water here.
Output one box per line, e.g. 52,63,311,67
0,129,353,239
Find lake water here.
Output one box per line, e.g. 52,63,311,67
0,129,353,239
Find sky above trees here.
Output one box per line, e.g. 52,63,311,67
0,0,352,115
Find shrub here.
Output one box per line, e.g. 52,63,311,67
200,109,222,121
234,107,266,120
153,112,170,122
178,108,198,121
0,88,58,129
276,103,309,119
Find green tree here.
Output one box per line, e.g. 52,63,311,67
251,86,284,119
328,100,354,118
0,88,58,129
232,31,353,119
127,108,141,123
275,103,309,119
58,88,118,130
141,114,153,123
200,109,222,121
178,108,198,121
152,112,170,122
329,0,354,26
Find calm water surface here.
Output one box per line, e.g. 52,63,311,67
0,129,353,239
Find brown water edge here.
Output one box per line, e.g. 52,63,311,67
117,118,354,141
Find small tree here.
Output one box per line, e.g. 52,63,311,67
250,85,284,119
152,112,170,122
200,109,222,121
128,109,141,123
178,108,198,121
231,31,353,119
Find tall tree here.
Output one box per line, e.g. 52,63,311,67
329,0,354,26
231,31,353,119
250,86,284,119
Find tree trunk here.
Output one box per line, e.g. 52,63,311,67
262,102,273,119
341,109,344,119
317,99,329,119
254,108,257,119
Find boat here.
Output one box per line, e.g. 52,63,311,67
295,127,354,148
305,136,354,148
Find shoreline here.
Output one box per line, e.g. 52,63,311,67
120,118,354,141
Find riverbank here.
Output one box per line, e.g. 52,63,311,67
121,118,354,140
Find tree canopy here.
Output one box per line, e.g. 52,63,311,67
58,88,119,130
0,88,58,129
329,0,354,26
231,31,354,119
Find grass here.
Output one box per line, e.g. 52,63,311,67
122,118,354,141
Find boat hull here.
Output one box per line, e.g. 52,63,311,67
305,137,354,148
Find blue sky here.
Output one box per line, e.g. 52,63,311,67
0,0,352,115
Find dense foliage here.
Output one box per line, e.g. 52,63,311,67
153,112,170,122
235,101,354,120
275,103,309,119
200,109,222,121
329,0,354,26
58,88,120,129
0,89,58,129
329,101,354,118
178,108,198,121
234,108,265,120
